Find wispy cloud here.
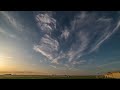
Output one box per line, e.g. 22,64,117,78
0,11,39,42
33,45,53,60
51,51,67,65
97,17,112,22
33,11,120,67
0,11,23,32
90,19,120,53
39,60,43,63
51,59,59,64
0,27,16,38
79,11,87,19
72,60,86,65
0,55,13,59
66,29,90,62
61,27,70,40
35,12,56,33
98,61,120,68
50,65,57,68
33,34,59,62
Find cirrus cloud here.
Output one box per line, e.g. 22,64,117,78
33,11,120,68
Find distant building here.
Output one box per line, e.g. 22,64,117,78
104,72,120,79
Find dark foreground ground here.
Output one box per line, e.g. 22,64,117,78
0,75,107,79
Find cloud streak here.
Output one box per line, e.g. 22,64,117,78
0,11,40,43
0,11,23,32
0,55,13,59
35,12,56,33
50,65,57,68
90,19,120,53
98,61,120,68
0,27,16,38
33,11,120,67
61,27,70,40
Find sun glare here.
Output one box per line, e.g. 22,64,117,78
0,56,13,71
0,59,6,67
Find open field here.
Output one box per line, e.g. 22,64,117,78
0,75,107,79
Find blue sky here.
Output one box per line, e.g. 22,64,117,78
0,11,120,75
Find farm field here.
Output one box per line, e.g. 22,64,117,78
0,75,106,79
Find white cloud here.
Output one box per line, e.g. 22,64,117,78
97,17,112,22
39,60,43,63
0,55,13,59
51,51,67,65
72,60,86,65
70,12,120,57
77,11,87,19
64,64,69,68
70,11,90,31
33,12,120,67
67,50,76,62
90,20,120,53
0,27,16,39
0,11,23,32
33,45,53,60
41,34,59,51
33,34,60,64
61,28,70,40
33,12,92,66
67,12,120,63
67,31,90,62
77,31,89,53
98,61,120,68
50,65,57,68
51,59,59,64
0,11,39,42
35,13,56,33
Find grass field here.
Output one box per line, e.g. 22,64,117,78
0,75,106,79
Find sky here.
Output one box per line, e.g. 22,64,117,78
0,11,120,75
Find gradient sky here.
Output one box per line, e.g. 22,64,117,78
0,11,120,75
